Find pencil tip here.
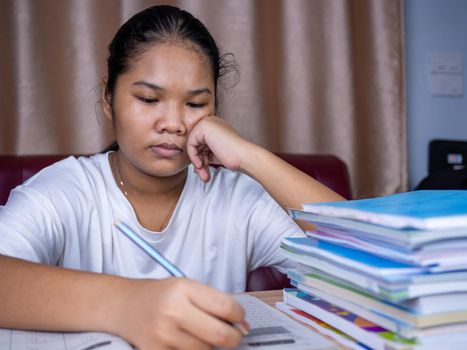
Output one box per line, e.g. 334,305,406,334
236,321,249,336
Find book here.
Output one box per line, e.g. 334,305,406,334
304,225,467,268
281,249,467,302
299,190,467,230
282,237,426,277
289,210,467,248
289,280,417,338
290,274,467,338
282,289,415,350
281,290,467,350
294,281,467,328
287,267,467,313
276,302,371,350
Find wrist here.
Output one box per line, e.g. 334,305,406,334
93,275,132,334
237,142,270,176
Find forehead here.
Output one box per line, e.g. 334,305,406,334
123,42,215,88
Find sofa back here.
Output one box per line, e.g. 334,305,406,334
0,153,351,205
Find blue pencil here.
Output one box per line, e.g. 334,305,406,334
115,221,185,278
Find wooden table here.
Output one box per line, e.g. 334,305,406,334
247,289,282,306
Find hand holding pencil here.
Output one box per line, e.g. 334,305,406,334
113,221,249,350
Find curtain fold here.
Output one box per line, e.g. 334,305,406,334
0,0,406,198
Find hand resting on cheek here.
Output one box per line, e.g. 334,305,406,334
187,116,253,182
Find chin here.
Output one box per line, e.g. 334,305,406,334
148,162,190,178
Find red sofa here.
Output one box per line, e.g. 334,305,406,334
0,153,351,291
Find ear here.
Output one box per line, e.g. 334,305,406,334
102,82,113,121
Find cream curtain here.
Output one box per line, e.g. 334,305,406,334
0,0,407,198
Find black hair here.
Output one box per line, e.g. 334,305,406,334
103,5,237,152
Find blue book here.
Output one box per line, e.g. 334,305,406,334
281,237,426,277
300,190,467,230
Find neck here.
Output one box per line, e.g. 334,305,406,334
112,151,187,200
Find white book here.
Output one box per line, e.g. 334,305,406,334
289,210,467,248
281,252,467,302
304,226,467,268
287,266,467,314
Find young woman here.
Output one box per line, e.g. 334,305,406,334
0,5,343,350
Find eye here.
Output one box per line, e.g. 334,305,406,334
186,102,206,108
136,96,158,104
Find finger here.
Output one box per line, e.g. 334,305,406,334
169,329,210,350
194,166,209,182
186,134,204,169
144,324,209,350
187,144,203,169
201,150,210,167
190,146,210,182
186,124,209,170
178,303,243,348
187,283,245,324
201,152,211,181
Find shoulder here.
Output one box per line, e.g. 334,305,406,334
17,153,111,200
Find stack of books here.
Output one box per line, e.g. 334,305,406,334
278,190,467,350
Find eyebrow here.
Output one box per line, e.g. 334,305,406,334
132,80,212,96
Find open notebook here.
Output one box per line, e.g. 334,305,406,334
0,295,336,350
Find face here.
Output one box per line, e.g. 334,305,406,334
104,42,215,178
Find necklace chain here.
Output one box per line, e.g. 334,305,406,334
114,155,128,197
112,153,182,232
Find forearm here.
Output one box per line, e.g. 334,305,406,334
0,255,246,349
186,116,345,209
0,255,124,333
240,144,345,210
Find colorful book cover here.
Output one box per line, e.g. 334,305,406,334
301,190,467,230
276,301,371,350
283,289,415,350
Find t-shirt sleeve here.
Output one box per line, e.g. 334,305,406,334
245,185,305,272
0,184,65,265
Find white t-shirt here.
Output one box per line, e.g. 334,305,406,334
0,153,303,292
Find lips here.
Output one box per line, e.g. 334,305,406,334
149,143,183,158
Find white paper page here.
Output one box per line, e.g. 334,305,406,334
222,294,338,350
0,329,133,350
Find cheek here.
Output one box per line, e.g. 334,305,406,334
185,109,214,133
185,113,206,131
113,112,147,144
185,102,215,131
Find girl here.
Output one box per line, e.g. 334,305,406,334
0,5,343,350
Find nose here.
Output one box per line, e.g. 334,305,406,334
155,102,187,135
